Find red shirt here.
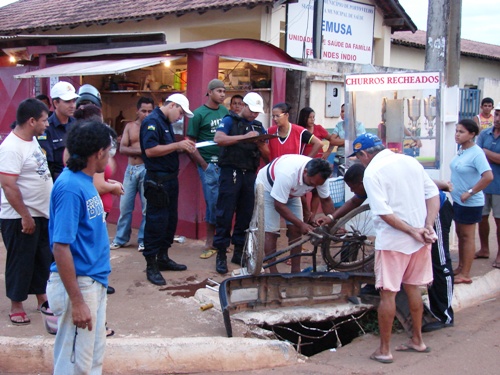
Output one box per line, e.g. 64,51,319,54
100,164,113,213
302,124,329,157
268,123,308,161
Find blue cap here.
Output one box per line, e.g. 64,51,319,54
348,133,383,157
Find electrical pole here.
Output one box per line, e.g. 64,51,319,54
312,0,324,59
425,0,462,86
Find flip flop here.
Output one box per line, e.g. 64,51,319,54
370,353,393,364
9,311,31,326
200,248,217,259
454,277,473,284
474,253,489,259
492,261,500,269
106,328,115,337
395,344,431,353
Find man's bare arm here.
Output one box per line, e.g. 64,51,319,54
0,173,35,234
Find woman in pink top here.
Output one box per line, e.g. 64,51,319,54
298,107,339,223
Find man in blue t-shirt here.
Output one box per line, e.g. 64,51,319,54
47,120,116,374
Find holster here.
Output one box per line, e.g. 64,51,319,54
144,180,169,208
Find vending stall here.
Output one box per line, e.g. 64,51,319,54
14,39,323,238
342,71,458,183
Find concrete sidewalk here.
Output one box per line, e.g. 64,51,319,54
1,223,499,374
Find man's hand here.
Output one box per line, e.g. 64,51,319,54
245,131,260,141
315,215,335,227
423,225,438,243
72,300,93,331
178,139,196,154
298,222,315,235
21,215,36,234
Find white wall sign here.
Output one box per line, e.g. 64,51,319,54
286,0,375,64
345,72,441,91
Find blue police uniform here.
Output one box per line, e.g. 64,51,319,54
37,113,76,181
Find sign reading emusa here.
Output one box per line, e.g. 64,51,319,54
286,0,375,64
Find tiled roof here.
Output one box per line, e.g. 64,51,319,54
0,0,417,35
392,30,500,61
0,0,276,35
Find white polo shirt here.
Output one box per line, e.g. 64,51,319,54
363,149,439,254
255,154,330,204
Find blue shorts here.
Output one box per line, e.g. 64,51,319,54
453,202,483,224
264,190,303,233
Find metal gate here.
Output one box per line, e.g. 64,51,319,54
459,88,481,121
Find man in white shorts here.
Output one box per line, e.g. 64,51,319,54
255,154,335,273
349,133,440,364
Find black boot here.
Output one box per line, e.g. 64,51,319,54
145,256,166,285
157,251,187,271
216,248,228,274
231,244,245,266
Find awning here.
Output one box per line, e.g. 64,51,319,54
14,56,182,78
220,55,331,74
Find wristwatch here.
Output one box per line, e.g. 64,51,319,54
467,188,475,195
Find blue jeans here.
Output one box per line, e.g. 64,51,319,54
113,164,146,246
47,273,107,375
197,163,220,225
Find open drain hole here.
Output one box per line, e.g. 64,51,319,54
260,309,376,357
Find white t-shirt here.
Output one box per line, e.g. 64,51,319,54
0,132,53,219
256,154,330,204
363,149,439,254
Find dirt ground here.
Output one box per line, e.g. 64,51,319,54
0,224,328,340
1,220,499,374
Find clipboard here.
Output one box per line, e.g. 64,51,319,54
240,134,278,143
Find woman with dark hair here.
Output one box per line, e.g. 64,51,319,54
297,106,339,222
267,102,322,161
450,118,493,284
297,106,338,160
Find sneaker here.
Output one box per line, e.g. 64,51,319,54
138,243,145,252
110,242,129,250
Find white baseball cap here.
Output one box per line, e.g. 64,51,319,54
243,92,264,113
166,93,194,118
495,102,500,111
50,81,79,101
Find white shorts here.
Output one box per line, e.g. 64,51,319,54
264,190,303,233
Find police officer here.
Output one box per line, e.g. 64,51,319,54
140,94,196,285
212,92,270,274
38,81,79,181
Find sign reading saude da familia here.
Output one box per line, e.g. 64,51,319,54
286,0,375,64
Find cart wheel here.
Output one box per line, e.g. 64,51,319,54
245,183,265,275
321,204,375,271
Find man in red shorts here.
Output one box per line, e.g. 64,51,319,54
349,133,440,364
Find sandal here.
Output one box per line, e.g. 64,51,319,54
200,248,217,259
9,311,30,326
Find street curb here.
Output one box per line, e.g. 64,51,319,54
1,270,498,374
0,336,302,374
452,269,500,311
